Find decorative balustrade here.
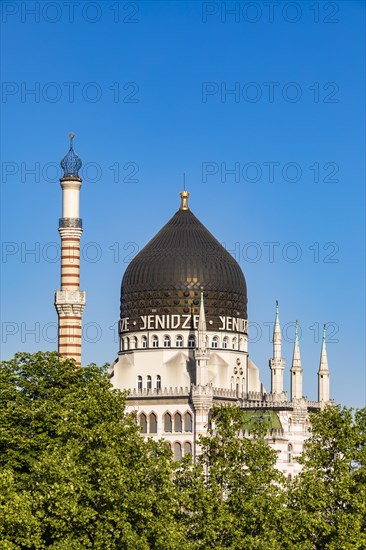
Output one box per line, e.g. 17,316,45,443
212,387,238,398
128,386,190,398
240,428,285,438
127,385,323,409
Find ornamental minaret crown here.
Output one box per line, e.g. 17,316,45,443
54,134,86,365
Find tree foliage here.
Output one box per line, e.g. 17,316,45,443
175,406,286,549
283,404,366,550
0,352,365,549
0,352,183,549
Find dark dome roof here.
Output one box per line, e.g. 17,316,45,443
120,193,247,329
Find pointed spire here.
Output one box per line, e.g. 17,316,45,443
291,320,302,370
319,323,329,373
273,300,282,360
179,190,190,211
197,289,207,351
269,300,286,396
318,323,330,403
290,320,303,400
60,133,82,178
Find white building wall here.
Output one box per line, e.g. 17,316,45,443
112,329,258,394
126,401,196,459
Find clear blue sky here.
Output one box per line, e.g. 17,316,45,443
1,1,365,408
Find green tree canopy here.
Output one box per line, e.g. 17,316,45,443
175,405,286,549
283,404,366,550
0,352,183,549
1,352,365,549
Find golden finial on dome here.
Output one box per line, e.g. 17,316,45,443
179,190,190,210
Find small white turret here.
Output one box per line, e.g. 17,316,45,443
195,290,209,385
269,300,286,395
318,323,330,403
290,320,303,400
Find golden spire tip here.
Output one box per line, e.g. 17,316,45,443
179,190,190,210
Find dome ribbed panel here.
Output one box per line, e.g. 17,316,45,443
120,209,247,324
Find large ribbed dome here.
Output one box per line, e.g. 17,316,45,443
120,192,247,331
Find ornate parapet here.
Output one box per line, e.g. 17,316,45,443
212,387,238,399
241,428,285,439
55,290,86,316
128,386,190,398
241,400,291,410
191,384,213,411
303,400,322,409
264,391,288,403
247,391,264,401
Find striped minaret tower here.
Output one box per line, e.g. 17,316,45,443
54,134,86,365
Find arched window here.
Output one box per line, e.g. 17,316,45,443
176,335,183,347
222,337,228,349
288,418,292,433
174,442,182,461
188,335,195,348
184,412,193,432
142,336,147,348
137,376,142,391
156,375,161,390
230,376,234,390
163,335,171,348
149,413,157,434
152,335,159,348
147,375,152,390
288,444,293,463
241,378,245,396
212,336,218,349
164,413,172,432
184,442,192,456
125,337,130,350
174,412,182,432
239,337,243,351
133,336,138,349
139,413,147,434
236,377,240,396
232,337,237,350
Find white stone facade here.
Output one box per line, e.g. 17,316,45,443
110,303,329,477
106,192,330,476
